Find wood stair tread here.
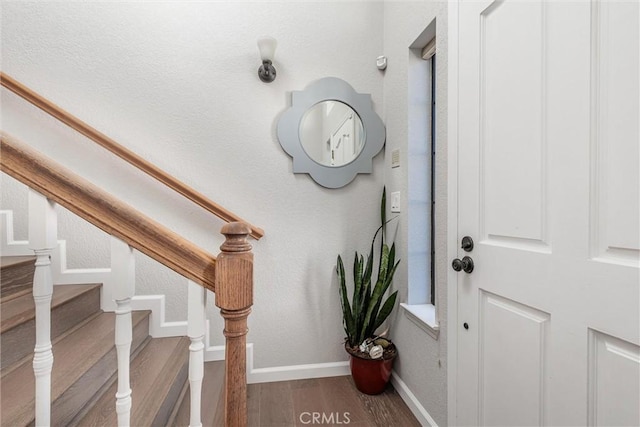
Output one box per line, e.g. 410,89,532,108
1,284,103,370
76,336,190,427
0,287,32,304
1,284,102,333
0,256,36,269
0,310,151,426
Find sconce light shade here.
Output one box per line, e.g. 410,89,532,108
257,36,277,83
257,36,277,61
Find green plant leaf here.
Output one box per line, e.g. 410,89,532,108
337,255,355,345
373,290,398,332
379,244,389,281
363,243,374,288
384,242,396,283
352,252,363,326
366,255,400,338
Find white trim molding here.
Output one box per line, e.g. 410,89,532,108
205,342,350,384
0,210,30,255
400,303,440,339
391,371,439,427
247,344,350,384
130,294,187,338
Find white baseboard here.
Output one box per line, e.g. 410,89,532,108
246,344,350,384
248,361,350,384
51,240,112,286
131,295,187,338
204,345,226,362
203,342,350,383
0,210,30,256
391,371,438,427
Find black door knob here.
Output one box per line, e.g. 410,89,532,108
452,256,474,273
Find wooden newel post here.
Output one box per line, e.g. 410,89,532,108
215,222,253,427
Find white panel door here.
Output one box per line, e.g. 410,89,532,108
455,1,639,425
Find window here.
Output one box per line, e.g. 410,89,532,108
402,36,439,339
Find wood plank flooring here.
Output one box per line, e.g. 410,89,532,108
248,375,420,427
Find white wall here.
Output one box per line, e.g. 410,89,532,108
383,1,449,425
0,1,385,369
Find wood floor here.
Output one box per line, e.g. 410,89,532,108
247,375,420,427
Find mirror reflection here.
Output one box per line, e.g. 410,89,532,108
299,101,365,167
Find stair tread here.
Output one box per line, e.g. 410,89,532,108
170,360,225,427
0,284,102,333
0,310,150,426
0,256,35,269
1,284,103,371
0,287,32,303
78,336,190,427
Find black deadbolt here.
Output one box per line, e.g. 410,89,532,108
461,236,474,252
463,322,469,330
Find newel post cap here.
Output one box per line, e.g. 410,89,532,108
220,222,252,252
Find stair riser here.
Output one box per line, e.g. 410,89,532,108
51,314,151,427
1,259,36,300
76,337,190,426
168,361,225,427
1,285,101,370
152,354,189,426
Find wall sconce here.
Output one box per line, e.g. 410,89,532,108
257,36,277,83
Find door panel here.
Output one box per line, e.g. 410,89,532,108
481,0,547,247
455,0,639,425
590,0,640,266
479,291,550,427
588,330,640,427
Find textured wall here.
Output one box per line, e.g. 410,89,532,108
383,1,449,425
1,1,453,420
0,1,385,369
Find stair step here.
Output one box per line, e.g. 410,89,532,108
75,336,190,427
168,360,225,427
0,256,36,301
0,310,151,426
0,284,102,370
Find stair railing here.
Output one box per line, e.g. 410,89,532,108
0,72,264,241
1,132,253,427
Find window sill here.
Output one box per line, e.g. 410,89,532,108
400,303,440,340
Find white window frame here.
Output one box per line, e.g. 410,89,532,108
402,38,439,340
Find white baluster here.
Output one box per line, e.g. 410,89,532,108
111,237,135,427
28,191,57,427
187,280,206,427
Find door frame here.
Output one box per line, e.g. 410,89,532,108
446,0,460,424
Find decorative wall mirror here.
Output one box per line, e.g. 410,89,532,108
277,77,385,188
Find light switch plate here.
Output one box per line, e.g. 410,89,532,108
391,149,400,168
391,191,401,213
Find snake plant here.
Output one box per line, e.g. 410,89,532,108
336,188,400,348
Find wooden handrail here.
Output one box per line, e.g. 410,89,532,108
0,72,264,240
0,131,217,291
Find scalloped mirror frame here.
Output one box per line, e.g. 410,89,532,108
277,77,385,188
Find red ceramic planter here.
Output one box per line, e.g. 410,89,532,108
348,348,396,395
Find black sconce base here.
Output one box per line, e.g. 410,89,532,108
258,60,277,83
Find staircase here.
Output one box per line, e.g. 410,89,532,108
0,256,225,426
1,74,259,426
